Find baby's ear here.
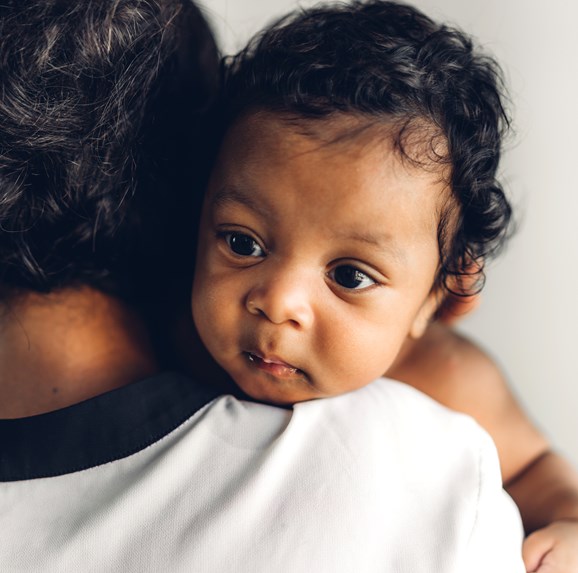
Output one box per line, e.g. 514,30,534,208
409,289,443,339
435,259,484,325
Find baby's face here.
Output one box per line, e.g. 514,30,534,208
193,112,445,405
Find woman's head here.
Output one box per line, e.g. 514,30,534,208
0,0,218,306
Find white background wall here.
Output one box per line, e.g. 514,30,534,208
200,0,578,467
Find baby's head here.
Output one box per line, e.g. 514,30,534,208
192,0,512,405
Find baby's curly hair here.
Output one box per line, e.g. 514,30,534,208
0,0,218,302
222,0,513,296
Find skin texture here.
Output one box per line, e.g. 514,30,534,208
0,288,158,418
192,112,443,405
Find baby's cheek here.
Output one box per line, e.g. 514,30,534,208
350,327,403,380
328,339,392,393
207,283,244,347
192,281,221,341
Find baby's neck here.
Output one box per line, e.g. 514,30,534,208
0,287,159,418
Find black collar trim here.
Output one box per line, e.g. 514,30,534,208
0,373,220,482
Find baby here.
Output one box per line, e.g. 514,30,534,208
192,0,511,407
189,5,528,569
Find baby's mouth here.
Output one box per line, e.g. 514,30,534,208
244,351,303,378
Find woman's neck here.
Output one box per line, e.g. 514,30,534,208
0,287,159,418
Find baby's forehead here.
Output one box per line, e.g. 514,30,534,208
211,110,453,231
225,109,451,166
218,110,451,191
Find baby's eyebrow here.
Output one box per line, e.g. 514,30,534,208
337,230,408,264
211,186,270,219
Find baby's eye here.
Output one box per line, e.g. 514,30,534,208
331,265,376,290
224,232,265,258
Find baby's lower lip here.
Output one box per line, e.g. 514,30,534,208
245,352,302,378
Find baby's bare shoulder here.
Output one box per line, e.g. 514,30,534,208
390,322,506,402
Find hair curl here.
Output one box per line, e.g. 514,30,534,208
0,0,218,303
222,0,513,296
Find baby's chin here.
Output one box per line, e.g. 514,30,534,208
230,374,323,408
232,381,308,408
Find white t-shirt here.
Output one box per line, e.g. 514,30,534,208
0,373,524,572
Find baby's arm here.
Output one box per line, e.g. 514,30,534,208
388,322,578,572
509,453,578,571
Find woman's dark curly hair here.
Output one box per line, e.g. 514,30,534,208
222,0,513,296
0,0,218,303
